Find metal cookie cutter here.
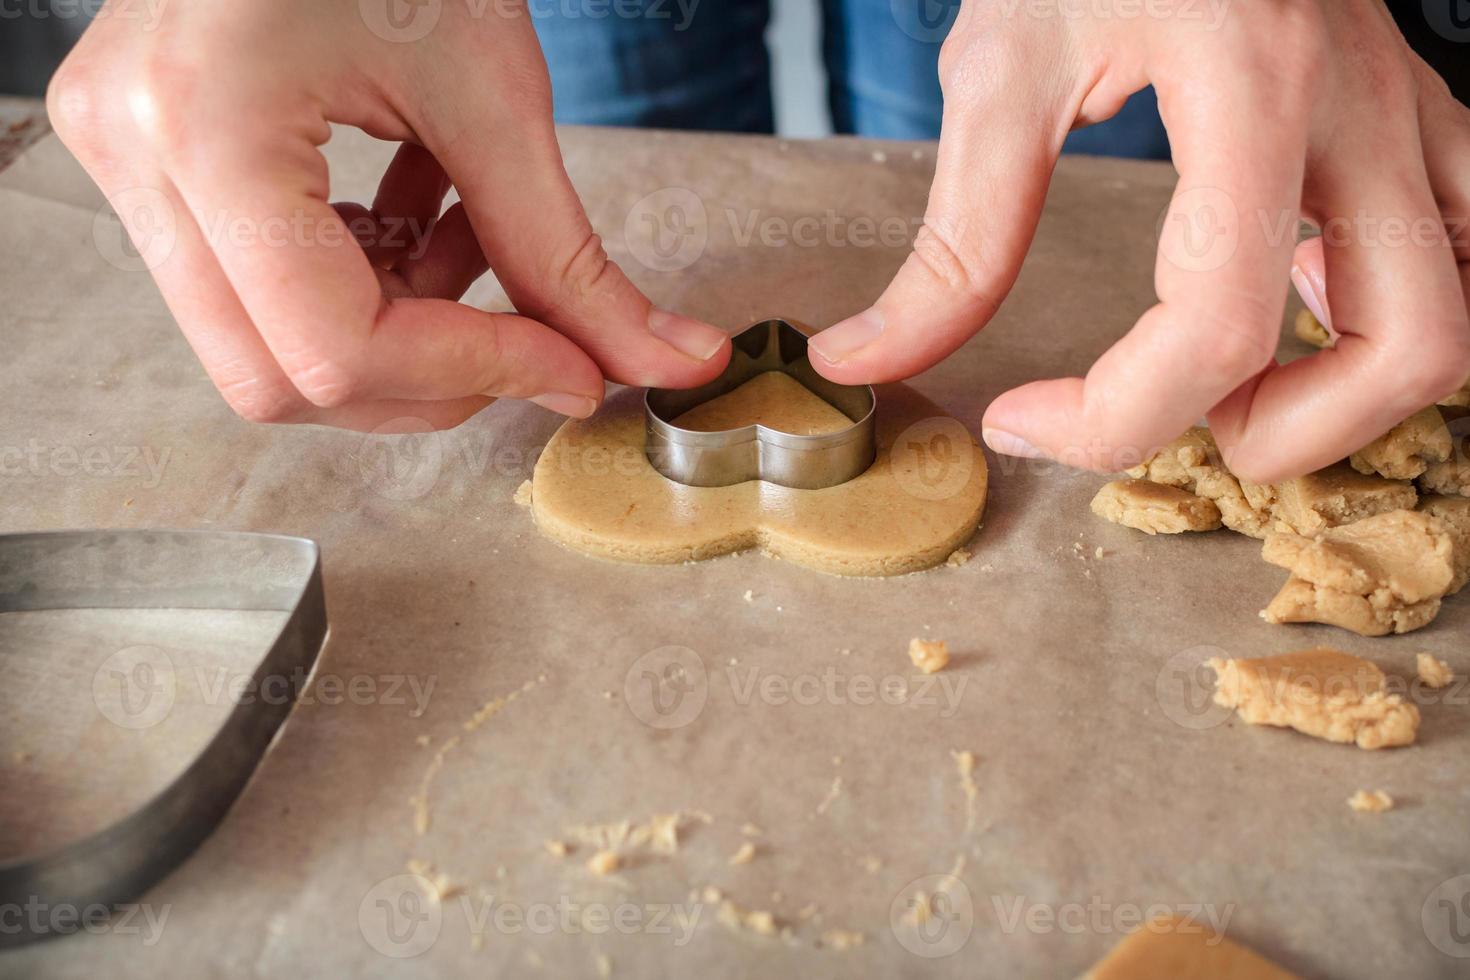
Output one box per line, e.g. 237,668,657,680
0,530,327,947
645,318,877,490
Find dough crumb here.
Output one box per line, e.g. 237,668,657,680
908,637,950,674
702,886,723,905
821,929,866,950
1094,546,1106,559
1208,648,1419,749
814,776,843,816
513,479,533,507
742,589,754,602
1294,307,1334,348
1092,478,1223,535
945,547,972,567
718,901,779,936
1348,789,1394,813
1417,652,1454,689
1261,509,1456,636
413,734,431,748
404,859,462,901
728,842,757,865
595,953,612,979
741,822,763,837
1349,407,1452,481
586,850,620,875
544,839,570,858
858,855,882,874
951,749,979,834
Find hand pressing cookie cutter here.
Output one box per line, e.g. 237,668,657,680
645,318,876,490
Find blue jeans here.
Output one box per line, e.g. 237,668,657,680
531,0,1170,159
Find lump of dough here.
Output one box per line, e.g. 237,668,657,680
1418,495,1470,594
1348,407,1452,481
1419,409,1469,496
907,638,950,674
1416,652,1453,689
1091,479,1223,535
1293,308,1333,349
1441,376,1470,409
1268,464,1418,536
1347,789,1394,813
1082,915,1300,980
1261,509,1456,636
1207,648,1419,749
1126,428,1272,538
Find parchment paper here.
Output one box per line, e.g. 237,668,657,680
1,124,1467,979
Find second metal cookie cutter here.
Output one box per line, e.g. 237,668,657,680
645,318,877,490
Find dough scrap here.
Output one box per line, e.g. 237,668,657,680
1348,407,1452,480
1082,915,1300,980
1261,510,1455,636
1091,479,1223,534
1421,456,1470,498
1418,495,1470,594
1293,308,1333,349
1440,376,1470,408
530,383,988,576
1126,428,1272,537
672,371,853,435
1208,648,1419,749
1347,789,1394,813
1268,464,1418,536
908,638,950,674
1416,652,1454,689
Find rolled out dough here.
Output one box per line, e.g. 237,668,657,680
530,382,988,576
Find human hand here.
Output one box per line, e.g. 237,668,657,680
48,0,731,430
808,0,1470,482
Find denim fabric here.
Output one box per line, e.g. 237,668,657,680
534,0,1171,158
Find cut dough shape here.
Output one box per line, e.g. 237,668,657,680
1416,652,1454,689
1293,308,1333,349
1347,789,1394,813
1208,648,1420,750
672,371,854,436
1091,479,1223,534
1082,916,1299,980
1126,427,1272,538
1349,407,1452,481
1419,495,1470,594
530,383,988,576
1268,464,1418,537
1261,510,1455,636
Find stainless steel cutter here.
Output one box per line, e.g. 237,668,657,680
644,318,877,490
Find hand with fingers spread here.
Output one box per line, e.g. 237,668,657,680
808,0,1470,484
46,0,731,431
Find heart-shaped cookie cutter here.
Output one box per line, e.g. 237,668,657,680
645,318,876,489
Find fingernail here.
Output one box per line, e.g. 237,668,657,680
1290,264,1331,331
808,309,884,364
983,428,1050,460
648,307,727,361
529,392,598,418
